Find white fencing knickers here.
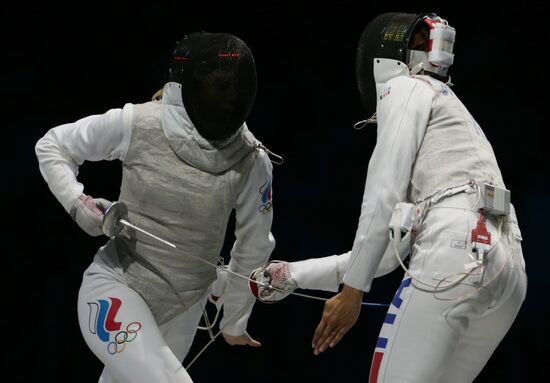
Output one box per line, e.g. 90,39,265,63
77,245,206,383
369,195,527,383
286,194,526,382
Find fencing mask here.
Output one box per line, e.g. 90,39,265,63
168,32,257,140
356,13,455,118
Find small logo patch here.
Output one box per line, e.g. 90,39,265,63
379,85,391,100
87,297,142,355
259,178,272,213
450,239,467,249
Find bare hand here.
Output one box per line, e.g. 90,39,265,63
222,331,262,347
312,285,363,355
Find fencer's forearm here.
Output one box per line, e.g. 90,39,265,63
35,105,132,212
222,233,274,336
35,129,85,212
288,252,350,292
222,151,275,335
287,250,400,292
223,232,274,335
219,273,256,336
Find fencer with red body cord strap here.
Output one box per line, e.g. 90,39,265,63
336,13,527,382
251,12,527,383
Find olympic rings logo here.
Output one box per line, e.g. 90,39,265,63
259,178,273,214
259,201,272,213
107,322,142,355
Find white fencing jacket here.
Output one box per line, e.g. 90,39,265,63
343,75,505,292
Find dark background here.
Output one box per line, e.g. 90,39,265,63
5,0,548,382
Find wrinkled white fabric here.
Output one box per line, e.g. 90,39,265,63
343,75,505,292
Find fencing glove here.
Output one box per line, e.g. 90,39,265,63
70,194,111,236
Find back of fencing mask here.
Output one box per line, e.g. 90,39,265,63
168,32,257,140
356,12,455,117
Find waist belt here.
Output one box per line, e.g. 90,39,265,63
419,181,510,216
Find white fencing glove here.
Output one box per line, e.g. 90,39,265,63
249,261,297,303
69,194,111,236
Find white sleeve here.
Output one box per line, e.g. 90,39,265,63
343,77,433,292
220,150,276,336
35,103,133,212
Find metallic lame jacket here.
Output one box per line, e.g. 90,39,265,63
117,87,261,324
35,82,275,329
344,75,507,292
